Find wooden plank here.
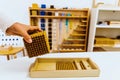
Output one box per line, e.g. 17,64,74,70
61,44,85,47
74,60,82,70
81,60,92,70
29,7,89,12
30,15,87,19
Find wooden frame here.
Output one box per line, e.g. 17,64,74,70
29,6,89,52
29,58,100,78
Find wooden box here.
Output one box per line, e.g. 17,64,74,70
29,58,100,78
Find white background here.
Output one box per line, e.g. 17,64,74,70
0,0,119,25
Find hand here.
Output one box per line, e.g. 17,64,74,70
6,22,41,43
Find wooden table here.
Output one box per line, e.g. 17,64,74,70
0,47,25,60
0,52,120,80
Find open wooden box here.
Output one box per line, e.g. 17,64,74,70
29,58,100,78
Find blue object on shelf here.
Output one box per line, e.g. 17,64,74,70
41,23,45,27
41,19,45,23
61,13,65,16
40,11,46,15
41,27,45,29
41,4,46,8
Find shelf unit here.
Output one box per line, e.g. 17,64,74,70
29,7,89,52
88,7,120,52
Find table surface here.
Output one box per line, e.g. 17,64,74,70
0,52,120,80
0,47,24,55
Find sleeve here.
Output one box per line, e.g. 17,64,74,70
0,12,16,33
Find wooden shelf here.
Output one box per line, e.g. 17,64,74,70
88,7,120,52
29,7,89,12
70,34,86,36
93,47,106,52
79,25,87,27
94,44,114,47
64,39,85,41
61,44,85,47
81,21,88,22
102,47,120,51
74,29,86,31
96,25,120,28
94,46,120,52
94,44,120,48
30,15,87,19
29,7,89,52
56,49,85,52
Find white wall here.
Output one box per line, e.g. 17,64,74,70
0,0,119,25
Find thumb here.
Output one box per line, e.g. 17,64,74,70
23,32,32,43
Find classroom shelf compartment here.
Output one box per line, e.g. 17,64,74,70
88,7,120,52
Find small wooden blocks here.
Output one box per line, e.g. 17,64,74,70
23,31,50,58
29,58,100,78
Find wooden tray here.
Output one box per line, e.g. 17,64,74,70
29,58,100,78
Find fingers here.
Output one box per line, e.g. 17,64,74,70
23,26,41,43
7,22,41,43
29,26,41,32
23,32,32,43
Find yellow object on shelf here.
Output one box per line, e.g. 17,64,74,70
32,3,39,8
95,37,115,47
113,39,120,47
31,11,38,15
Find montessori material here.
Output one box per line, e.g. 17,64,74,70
29,4,89,52
29,57,100,78
23,30,50,58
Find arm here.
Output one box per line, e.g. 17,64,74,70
6,22,41,43
0,13,41,43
